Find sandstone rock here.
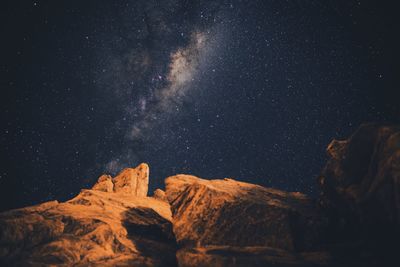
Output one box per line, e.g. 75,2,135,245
318,123,400,234
113,163,149,196
92,174,113,192
91,163,149,196
153,189,167,202
165,175,322,251
0,166,175,266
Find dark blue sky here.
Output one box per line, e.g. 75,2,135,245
1,0,399,211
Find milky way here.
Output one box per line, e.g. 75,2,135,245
128,31,211,141
104,30,215,172
1,0,398,211
99,2,226,173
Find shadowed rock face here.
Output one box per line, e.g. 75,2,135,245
318,123,400,239
165,175,323,252
176,246,331,267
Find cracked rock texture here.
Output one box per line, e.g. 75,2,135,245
165,175,322,251
0,164,175,267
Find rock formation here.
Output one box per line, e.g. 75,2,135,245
318,123,400,242
91,163,149,196
112,163,149,196
165,175,322,251
0,124,398,266
0,163,176,266
92,174,113,192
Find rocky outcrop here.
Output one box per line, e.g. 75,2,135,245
318,123,400,238
1,124,399,267
90,163,149,196
0,163,175,266
165,175,322,252
92,174,114,192
112,163,149,196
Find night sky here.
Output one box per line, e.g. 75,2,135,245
1,0,399,211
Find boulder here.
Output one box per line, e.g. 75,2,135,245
165,175,322,251
318,123,400,233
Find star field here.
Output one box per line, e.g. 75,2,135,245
0,0,399,211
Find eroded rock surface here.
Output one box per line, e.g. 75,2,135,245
112,163,149,196
0,163,176,267
165,175,322,252
92,174,114,192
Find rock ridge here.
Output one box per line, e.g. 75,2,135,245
0,124,399,266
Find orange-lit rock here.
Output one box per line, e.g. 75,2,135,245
0,163,176,266
153,189,167,202
113,163,149,196
92,174,113,192
91,163,149,196
165,175,322,251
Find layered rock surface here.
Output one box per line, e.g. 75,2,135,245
165,175,322,251
0,164,176,266
92,163,149,196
